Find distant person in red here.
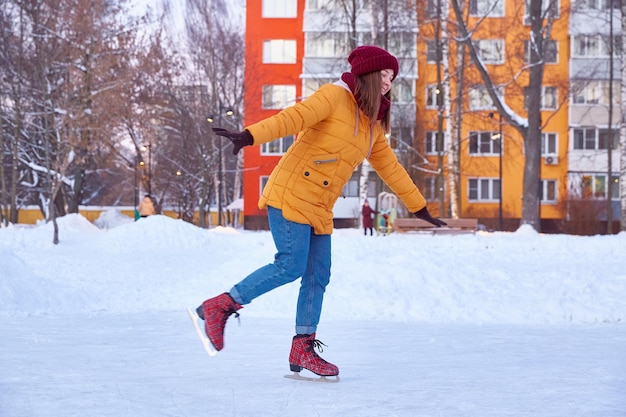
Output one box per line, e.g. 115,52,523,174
361,200,377,236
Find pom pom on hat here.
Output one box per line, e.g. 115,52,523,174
348,45,399,81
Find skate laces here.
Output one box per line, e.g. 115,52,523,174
226,308,240,325
311,339,326,352
307,339,329,363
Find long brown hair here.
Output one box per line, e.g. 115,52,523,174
355,71,391,132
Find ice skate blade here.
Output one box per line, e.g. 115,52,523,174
186,307,218,357
284,372,340,383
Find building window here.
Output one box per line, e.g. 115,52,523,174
262,85,296,109
260,176,269,195
391,127,414,146
305,32,350,57
303,78,334,98
342,177,358,197
470,0,504,17
582,174,607,198
306,0,334,9
573,81,603,104
541,133,558,155
573,35,604,57
425,131,436,154
598,129,620,150
468,178,500,201
575,174,620,200
426,84,442,108
524,40,558,64
575,0,622,10
542,86,557,109
393,79,415,103
263,0,297,18
573,127,619,150
423,177,438,201
574,128,596,150
572,34,621,57
342,171,377,198
474,39,505,64
427,0,440,17
611,175,620,199
388,32,417,58
261,135,294,155
572,80,619,106
524,86,557,110
539,179,558,203
524,0,559,24
263,40,297,64
469,131,501,155
426,40,438,63
469,86,503,110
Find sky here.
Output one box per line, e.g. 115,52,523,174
1,211,625,416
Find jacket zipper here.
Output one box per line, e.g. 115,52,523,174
313,158,337,165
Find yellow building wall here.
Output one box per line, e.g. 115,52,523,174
13,206,244,227
416,0,570,222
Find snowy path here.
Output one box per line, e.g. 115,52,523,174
2,312,624,417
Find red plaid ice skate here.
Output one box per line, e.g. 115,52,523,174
196,293,242,351
289,334,339,376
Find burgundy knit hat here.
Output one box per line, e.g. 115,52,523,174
348,45,399,81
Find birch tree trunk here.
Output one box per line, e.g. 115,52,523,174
231,151,244,228
441,0,458,218
358,1,379,219
607,3,615,234
620,3,626,231
359,159,372,213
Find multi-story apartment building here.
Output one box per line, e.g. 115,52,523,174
242,0,621,231
417,0,571,230
568,1,621,225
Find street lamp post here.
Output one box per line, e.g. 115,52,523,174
207,105,234,227
497,121,503,231
490,112,503,231
133,157,139,220
218,133,223,226
141,144,152,195
148,144,152,195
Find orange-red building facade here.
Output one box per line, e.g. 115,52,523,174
242,0,306,230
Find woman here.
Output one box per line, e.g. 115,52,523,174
195,45,445,378
361,200,377,236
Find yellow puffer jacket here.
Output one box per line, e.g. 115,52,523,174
246,82,426,235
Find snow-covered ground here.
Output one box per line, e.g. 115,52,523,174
1,212,625,416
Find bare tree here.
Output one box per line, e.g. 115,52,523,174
1,0,229,232
0,1,27,225
0,0,148,241
450,0,558,231
182,0,245,227
113,7,181,206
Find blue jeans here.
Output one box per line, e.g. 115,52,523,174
230,206,331,335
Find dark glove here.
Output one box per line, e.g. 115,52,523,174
212,128,254,155
413,207,447,227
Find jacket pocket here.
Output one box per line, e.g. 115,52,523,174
291,154,340,206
